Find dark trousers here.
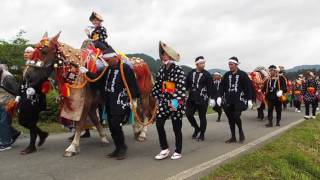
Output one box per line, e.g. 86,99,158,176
156,115,182,154
107,114,126,150
293,100,301,110
224,104,244,139
18,110,45,148
257,102,265,119
267,98,282,123
213,105,222,120
305,101,317,116
186,100,208,134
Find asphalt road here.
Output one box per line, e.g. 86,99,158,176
0,107,308,180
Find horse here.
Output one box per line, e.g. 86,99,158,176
249,66,269,120
32,32,156,157
31,32,109,157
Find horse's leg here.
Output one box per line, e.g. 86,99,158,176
64,121,82,157
137,118,148,142
137,95,155,142
132,122,142,140
89,108,109,145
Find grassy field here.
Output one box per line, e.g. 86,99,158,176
12,120,68,135
203,116,320,180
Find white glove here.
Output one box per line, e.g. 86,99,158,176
15,96,21,103
276,90,283,97
209,99,215,107
216,97,222,106
248,100,253,109
79,66,89,74
26,87,36,96
131,99,138,109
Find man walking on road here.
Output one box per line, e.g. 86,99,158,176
218,57,253,143
185,56,213,141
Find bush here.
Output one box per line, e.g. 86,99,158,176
39,90,60,123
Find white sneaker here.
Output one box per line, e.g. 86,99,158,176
0,145,12,152
311,116,316,119
155,149,170,160
317,107,319,111
304,116,310,119
170,152,182,160
297,110,301,113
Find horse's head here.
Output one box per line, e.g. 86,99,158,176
32,32,62,71
23,32,63,88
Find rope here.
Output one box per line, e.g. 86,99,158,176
84,66,108,82
119,61,157,126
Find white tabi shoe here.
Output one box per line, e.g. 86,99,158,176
155,149,170,160
170,152,182,160
304,116,310,119
311,116,316,119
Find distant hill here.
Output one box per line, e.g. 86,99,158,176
127,53,230,77
126,53,194,76
286,65,320,72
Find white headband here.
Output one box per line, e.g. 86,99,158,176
102,52,117,59
195,58,206,65
24,46,35,53
214,72,222,76
228,59,239,65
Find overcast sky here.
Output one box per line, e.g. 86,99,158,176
1,0,320,71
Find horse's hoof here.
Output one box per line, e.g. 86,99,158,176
134,132,140,139
63,151,78,157
101,142,109,147
138,136,146,142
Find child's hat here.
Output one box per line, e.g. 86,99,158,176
89,11,103,21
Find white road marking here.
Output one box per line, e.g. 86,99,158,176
166,117,306,180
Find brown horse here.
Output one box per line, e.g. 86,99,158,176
125,57,156,141
32,32,109,157
33,32,157,156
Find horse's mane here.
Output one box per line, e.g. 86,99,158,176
58,42,83,65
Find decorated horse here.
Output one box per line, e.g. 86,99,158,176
31,32,156,157
249,66,269,120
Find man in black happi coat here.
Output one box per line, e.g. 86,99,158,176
185,56,213,141
218,57,253,143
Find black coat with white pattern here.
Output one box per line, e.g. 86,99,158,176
220,69,253,105
185,69,213,104
90,26,108,48
152,63,186,120
87,62,140,115
302,78,319,103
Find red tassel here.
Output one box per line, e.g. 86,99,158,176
61,83,70,97
41,80,51,94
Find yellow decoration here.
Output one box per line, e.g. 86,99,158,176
116,50,129,59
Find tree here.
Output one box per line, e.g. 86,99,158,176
0,30,30,82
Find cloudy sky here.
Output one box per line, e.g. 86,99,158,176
1,0,319,71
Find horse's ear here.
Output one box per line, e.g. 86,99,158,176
51,31,61,43
42,32,48,39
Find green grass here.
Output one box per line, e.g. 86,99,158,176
202,116,320,180
12,120,68,135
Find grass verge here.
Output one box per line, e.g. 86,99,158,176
203,116,320,180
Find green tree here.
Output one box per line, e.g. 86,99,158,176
0,30,30,82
